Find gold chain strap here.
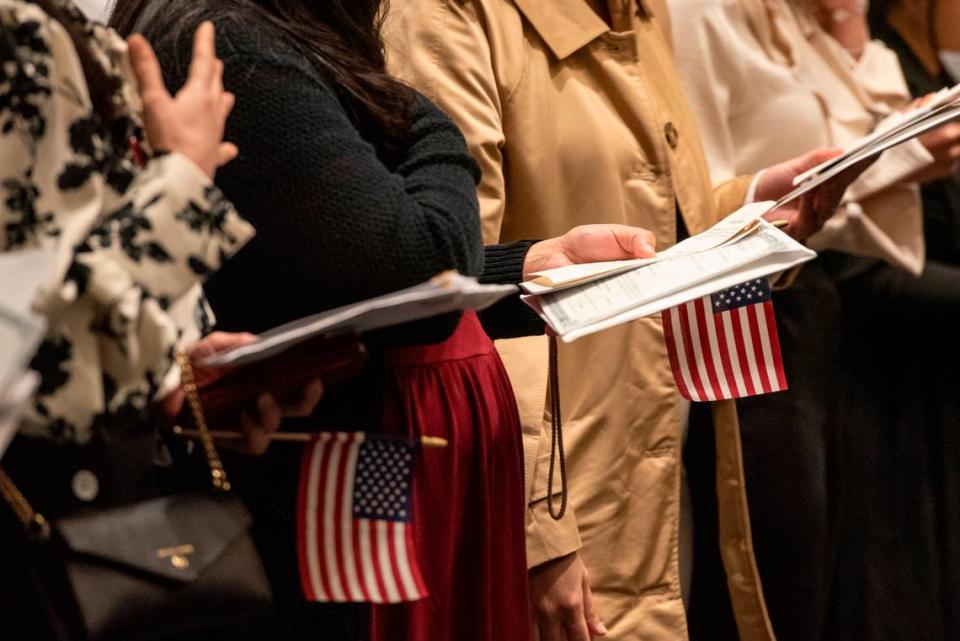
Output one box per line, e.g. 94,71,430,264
0,352,229,534
546,336,568,521
0,466,47,531
176,352,231,492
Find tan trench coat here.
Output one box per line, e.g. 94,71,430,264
386,2,774,639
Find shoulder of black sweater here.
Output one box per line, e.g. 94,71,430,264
139,1,485,346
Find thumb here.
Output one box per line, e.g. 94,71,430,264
604,224,656,258
582,572,608,637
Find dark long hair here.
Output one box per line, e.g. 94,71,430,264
110,0,413,147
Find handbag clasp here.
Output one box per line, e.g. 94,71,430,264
156,544,195,569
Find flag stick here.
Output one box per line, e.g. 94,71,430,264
172,425,448,448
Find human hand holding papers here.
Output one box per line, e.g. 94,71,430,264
202,272,516,368
783,83,960,205
173,272,516,429
173,273,516,438
521,202,816,342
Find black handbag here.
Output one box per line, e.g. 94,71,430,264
0,353,272,641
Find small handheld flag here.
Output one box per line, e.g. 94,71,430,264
297,432,427,603
662,278,787,402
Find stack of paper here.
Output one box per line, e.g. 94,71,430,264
521,202,816,342
0,249,54,459
780,83,960,206
203,272,517,368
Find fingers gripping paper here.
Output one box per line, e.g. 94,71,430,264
519,204,802,400
521,203,815,343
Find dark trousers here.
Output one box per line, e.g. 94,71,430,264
689,255,960,641
686,262,841,641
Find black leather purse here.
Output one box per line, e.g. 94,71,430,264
0,353,272,641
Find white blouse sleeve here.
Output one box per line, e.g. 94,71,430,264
669,0,750,183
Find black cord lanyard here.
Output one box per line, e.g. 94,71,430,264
547,336,568,521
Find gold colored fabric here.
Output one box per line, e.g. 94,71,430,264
386,2,774,639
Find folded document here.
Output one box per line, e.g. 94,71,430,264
203,273,517,368
522,202,816,342
784,83,960,204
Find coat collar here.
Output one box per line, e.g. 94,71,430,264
889,1,941,78
512,0,609,60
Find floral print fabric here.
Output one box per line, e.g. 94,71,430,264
0,0,254,443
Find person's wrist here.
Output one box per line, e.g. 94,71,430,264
177,148,217,179
522,239,556,280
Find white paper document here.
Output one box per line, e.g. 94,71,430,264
0,249,53,455
203,273,518,368
523,209,815,342
785,85,960,204
0,372,38,460
523,201,775,295
0,249,53,393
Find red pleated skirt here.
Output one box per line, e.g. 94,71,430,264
369,312,529,641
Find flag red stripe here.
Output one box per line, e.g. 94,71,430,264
314,440,336,601
351,505,371,601
694,297,722,399
728,309,757,396
661,309,693,400
387,521,409,600
711,305,741,398
746,305,772,394
342,436,368,602
297,441,317,601
368,520,390,603
677,304,708,401
763,301,788,390
372,520,394,602
332,437,353,600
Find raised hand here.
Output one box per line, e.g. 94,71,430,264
127,21,237,178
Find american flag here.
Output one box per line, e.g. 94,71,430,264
661,278,787,402
297,432,427,603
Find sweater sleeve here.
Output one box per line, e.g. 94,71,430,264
479,241,545,340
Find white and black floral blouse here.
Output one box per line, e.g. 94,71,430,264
0,0,254,443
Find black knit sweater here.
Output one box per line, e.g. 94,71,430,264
140,7,542,343
138,6,541,422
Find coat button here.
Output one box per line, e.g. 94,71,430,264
664,122,680,149
72,469,99,502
